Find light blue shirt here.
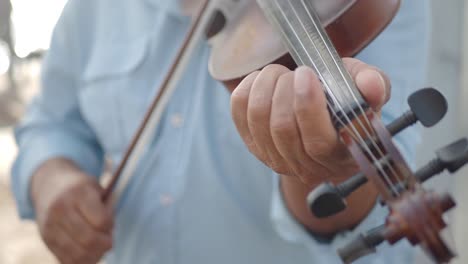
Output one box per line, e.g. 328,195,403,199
12,0,430,263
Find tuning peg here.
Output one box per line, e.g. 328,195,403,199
337,225,386,264
389,138,468,193
338,192,456,263
387,87,447,135
307,88,448,218
307,156,387,218
415,138,468,182
307,173,366,218
308,137,468,218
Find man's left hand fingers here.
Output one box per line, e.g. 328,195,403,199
343,57,391,111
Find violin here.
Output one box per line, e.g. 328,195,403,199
102,1,468,263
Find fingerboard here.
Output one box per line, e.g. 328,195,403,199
256,0,367,128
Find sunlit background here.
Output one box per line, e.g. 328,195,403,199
1,1,67,263
11,0,66,58
1,1,468,264
0,0,66,75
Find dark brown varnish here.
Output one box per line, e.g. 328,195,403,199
208,0,400,91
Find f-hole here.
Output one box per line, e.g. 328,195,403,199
205,9,227,39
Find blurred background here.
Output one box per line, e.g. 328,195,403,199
0,1,467,264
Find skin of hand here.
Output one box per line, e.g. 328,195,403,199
230,58,391,234
31,158,114,264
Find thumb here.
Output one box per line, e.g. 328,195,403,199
76,181,114,233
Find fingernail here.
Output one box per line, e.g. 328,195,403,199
295,66,310,84
294,66,315,95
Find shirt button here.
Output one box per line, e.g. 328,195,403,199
160,194,174,206
170,113,184,128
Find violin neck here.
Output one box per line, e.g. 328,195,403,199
256,0,368,128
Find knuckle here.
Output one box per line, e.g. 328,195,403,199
275,73,294,95
304,139,334,158
68,180,86,194
291,165,308,177
269,161,284,174
58,255,73,264
231,86,249,107
270,116,295,137
42,219,55,235
253,151,270,167
248,101,270,122
243,135,256,151
48,198,68,218
343,57,367,76
75,255,93,264
274,167,294,176
294,81,314,100
294,164,315,179
95,216,111,231
79,179,99,194
42,229,55,246
293,98,311,118
82,233,98,249
242,135,260,157
277,71,294,86
301,167,332,180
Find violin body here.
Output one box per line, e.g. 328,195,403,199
207,0,400,90
107,0,466,262
204,0,458,263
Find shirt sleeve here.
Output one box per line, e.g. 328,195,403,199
270,0,430,245
10,2,105,219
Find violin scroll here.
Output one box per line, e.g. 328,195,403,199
307,87,449,218
385,190,456,262
339,190,456,264
337,137,468,263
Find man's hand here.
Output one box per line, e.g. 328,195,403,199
31,158,113,264
231,58,391,234
231,58,390,185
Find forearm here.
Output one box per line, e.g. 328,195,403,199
280,174,378,235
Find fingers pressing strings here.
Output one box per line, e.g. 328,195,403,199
247,65,293,175
271,70,331,183
293,67,350,181
343,58,391,110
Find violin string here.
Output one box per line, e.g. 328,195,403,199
294,0,405,194
288,0,404,189
269,20,355,136
265,0,402,196
270,0,401,196
263,8,358,141
269,1,371,162
297,0,407,190
262,3,365,155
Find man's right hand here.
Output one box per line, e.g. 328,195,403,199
31,158,114,264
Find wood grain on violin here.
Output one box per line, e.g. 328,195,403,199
208,0,399,90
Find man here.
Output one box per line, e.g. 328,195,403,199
11,0,429,263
